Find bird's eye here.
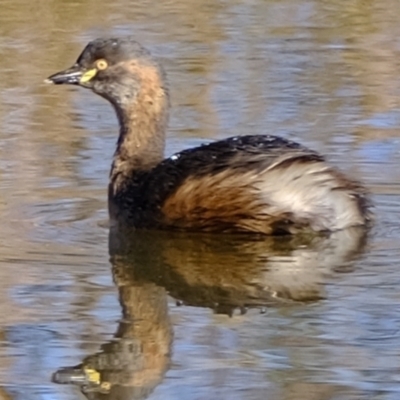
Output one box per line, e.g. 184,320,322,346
96,59,108,70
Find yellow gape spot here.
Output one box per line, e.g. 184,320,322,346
83,366,101,384
80,69,97,83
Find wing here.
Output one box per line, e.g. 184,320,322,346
138,135,370,233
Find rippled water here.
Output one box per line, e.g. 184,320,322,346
1,0,400,399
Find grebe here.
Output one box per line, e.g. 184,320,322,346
46,37,372,234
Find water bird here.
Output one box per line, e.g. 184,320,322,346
46,37,372,234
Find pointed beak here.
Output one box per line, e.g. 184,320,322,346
45,65,97,85
45,64,84,85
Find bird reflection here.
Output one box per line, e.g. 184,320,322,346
53,227,368,399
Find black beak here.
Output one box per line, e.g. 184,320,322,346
45,64,84,85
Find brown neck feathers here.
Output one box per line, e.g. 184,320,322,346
110,61,169,192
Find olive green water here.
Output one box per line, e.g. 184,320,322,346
0,1,400,399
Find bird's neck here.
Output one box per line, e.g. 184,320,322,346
109,78,169,195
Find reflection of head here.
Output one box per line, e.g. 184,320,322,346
53,279,172,400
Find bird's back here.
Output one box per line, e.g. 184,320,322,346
109,135,372,234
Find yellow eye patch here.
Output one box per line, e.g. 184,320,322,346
79,59,108,84
80,68,98,83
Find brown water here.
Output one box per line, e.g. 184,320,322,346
0,0,400,399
